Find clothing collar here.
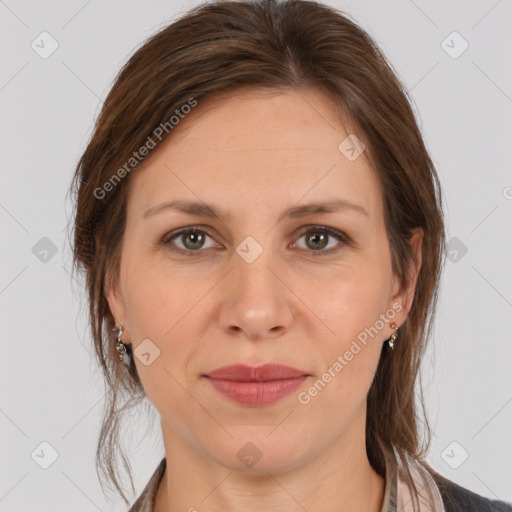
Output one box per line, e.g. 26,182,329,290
381,442,446,512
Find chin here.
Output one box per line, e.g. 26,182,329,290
205,431,310,475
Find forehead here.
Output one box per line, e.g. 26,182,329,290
159,87,351,156
126,87,383,222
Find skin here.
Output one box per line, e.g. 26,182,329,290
106,87,423,512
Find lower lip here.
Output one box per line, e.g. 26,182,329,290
205,376,308,406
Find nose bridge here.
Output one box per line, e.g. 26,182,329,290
233,233,283,305
219,232,294,338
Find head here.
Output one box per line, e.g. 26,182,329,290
69,0,446,507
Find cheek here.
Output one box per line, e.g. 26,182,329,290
301,292,385,427
306,262,390,341
302,264,389,395
120,253,215,380
121,265,198,408
122,250,200,335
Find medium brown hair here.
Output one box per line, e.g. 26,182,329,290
68,0,447,507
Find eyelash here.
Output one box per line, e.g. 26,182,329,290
160,225,350,257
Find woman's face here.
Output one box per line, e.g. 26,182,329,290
106,87,422,474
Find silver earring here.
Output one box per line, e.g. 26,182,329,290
114,324,128,362
388,323,399,350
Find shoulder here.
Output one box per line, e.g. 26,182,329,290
430,471,512,512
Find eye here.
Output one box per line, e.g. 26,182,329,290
292,226,349,256
161,226,218,255
161,225,349,257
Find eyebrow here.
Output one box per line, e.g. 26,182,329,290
143,198,369,221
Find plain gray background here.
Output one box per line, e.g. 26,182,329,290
1,0,511,510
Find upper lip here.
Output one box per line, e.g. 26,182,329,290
204,364,308,382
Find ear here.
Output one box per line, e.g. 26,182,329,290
104,271,131,344
387,227,424,330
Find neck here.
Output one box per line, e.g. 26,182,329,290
154,413,385,512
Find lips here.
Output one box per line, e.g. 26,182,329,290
203,364,309,406
204,363,307,381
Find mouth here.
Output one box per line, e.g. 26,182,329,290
202,363,310,406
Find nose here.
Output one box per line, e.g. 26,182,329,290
218,252,295,341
